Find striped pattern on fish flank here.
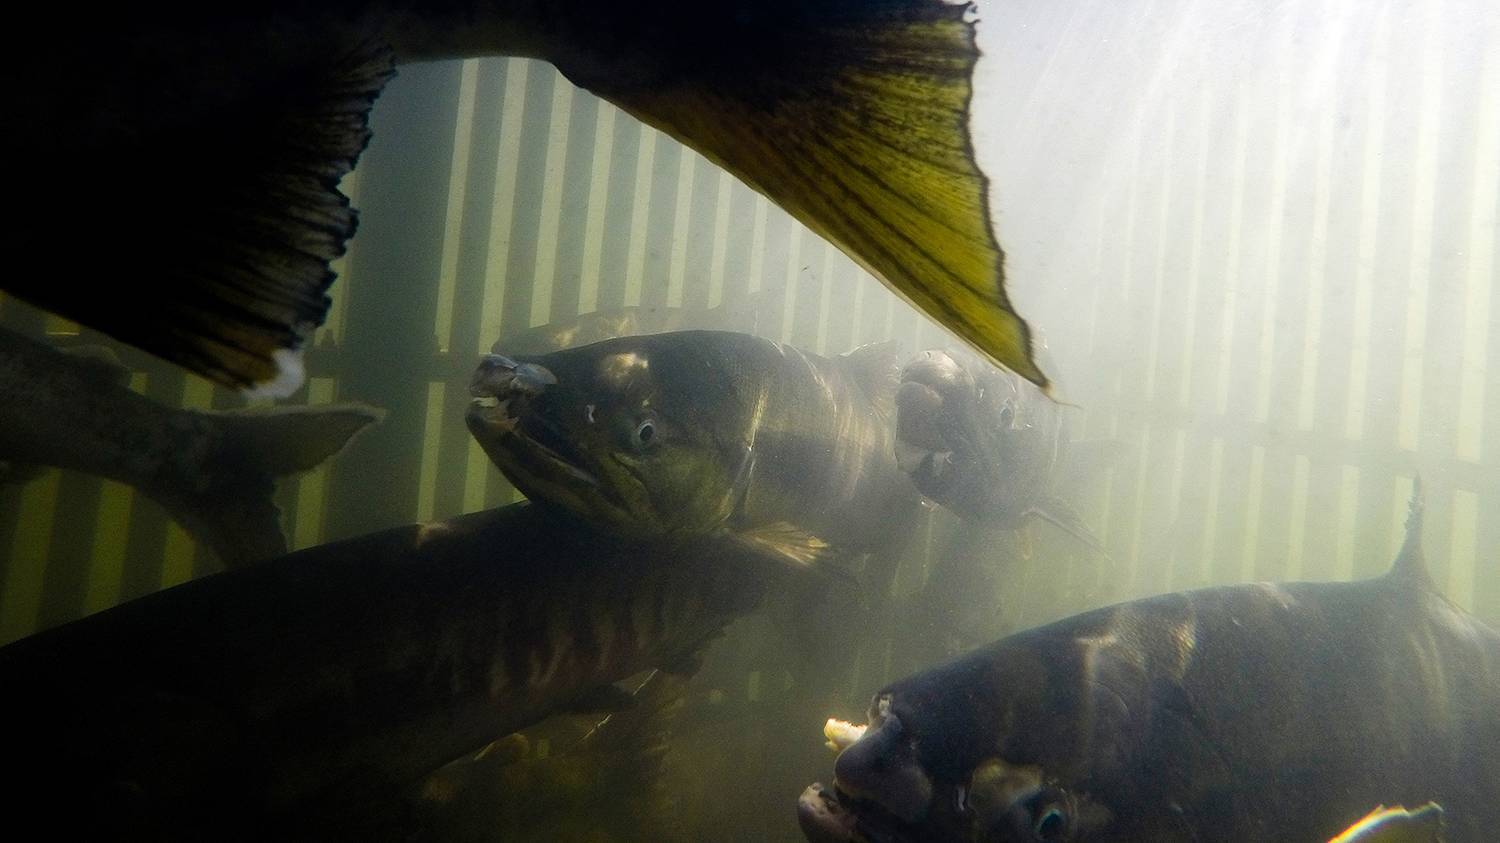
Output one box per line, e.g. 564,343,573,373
484,536,744,709
0,504,788,836
738,337,912,552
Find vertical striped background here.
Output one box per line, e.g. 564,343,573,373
0,1,1494,836
0,0,1493,761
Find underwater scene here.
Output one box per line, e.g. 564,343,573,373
1,0,1497,840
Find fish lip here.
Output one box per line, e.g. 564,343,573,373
465,399,602,489
799,783,863,843
466,354,603,487
798,782,922,843
465,401,651,528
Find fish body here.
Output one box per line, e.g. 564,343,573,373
468,330,919,557
0,503,788,839
416,670,691,842
0,326,378,566
1329,803,1445,843
9,0,1042,396
468,329,920,701
799,490,1500,842
895,348,1113,551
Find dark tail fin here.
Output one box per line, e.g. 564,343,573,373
578,0,1047,389
9,44,395,397
153,404,382,568
1388,475,1431,588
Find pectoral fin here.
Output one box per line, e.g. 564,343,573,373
731,522,830,570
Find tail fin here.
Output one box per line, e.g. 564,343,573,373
9,43,395,397
576,0,1047,390
153,404,382,568
1388,475,1431,588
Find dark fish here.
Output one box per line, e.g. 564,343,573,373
895,349,1117,552
0,325,379,567
466,330,919,560
415,670,690,842
0,502,793,839
467,329,925,702
9,0,1044,397
798,485,1500,841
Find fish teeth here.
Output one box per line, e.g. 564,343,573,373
469,397,519,433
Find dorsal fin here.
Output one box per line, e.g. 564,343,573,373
1388,475,1431,588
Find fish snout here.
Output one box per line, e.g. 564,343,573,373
832,713,933,825
895,380,950,453
466,355,557,438
899,350,971,394
469,354,557,401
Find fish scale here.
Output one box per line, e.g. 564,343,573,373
0,502,793,839
801,487,1500,841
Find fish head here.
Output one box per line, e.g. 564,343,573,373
800,700,1115,842
895,350,1030,515
894,350,977,494
799,618,1181,842
466,333,757,537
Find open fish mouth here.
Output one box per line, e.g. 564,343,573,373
466,355,600,489
799,783,922,843
894,437,961,502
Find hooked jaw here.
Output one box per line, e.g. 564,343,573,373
799,703,939,842
799,698,1106,842
466,353,557,435
799,784,863,843
833,709,933,824
894,351,975,500
465,353,599,491
467,354,556,418
465,352,661,535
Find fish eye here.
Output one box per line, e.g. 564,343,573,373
1034,806,1067,840
634,419,656,447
